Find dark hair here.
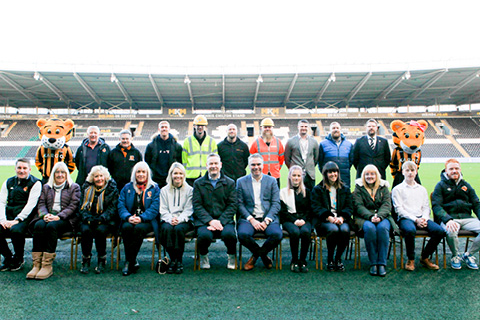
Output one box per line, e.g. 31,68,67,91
322,161,344,189
16,158,31,167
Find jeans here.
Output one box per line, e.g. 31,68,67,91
441,218,480,256
363,219,391,266
398,218,445,260
317,221,350,263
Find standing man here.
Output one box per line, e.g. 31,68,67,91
249,118,284,188
432,159,480,270
318,121,354,188
192,154,237,270
107,129,143,192
284,119,319,190
145,121,182,189
75,126,111,186
352,119,390,180
183,115,218,187
217,123,249,181
237,153,282,271
0,158,41,271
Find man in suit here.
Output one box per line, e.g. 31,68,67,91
236,153,282,271
352,119,391,180
284,119,319,190
193,154,237,270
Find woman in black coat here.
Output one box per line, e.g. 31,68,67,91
279,165,313,273
79,165,119,274
311,161,353,271
27,162,80,280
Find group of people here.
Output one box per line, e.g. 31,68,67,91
1,116,480,279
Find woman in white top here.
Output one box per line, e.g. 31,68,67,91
159,162,193,274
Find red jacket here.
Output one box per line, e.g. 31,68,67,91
250,136,285,178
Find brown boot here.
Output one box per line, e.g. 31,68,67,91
26,252,43,279
420,258,440,270
405,259,415,271
35,252,56,280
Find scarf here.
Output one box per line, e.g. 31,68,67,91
120,145,131,157
136,181,147,192
81,182,108,214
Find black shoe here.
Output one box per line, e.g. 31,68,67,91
369,265,378,276
299,260,308,273
335,260,345,272
130,260,140,273
261,255,273,269
95,256,106,274
80,256,91,274
175,262,184,274
327,262,335,271
290,261,300,273
122,262,132,276
378,265,386,277
0,256,13,272
9,258,24,272
167,260,176,274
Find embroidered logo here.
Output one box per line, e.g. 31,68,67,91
147,191,152,198
462,186,468,192
23,187,28,192
129,155,135,161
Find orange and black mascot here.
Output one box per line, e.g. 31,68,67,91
35,118,76,183
390,119,428,188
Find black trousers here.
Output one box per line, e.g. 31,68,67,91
160,222,192,262
81,223,115,257
282,221,312,262
121,221,153,263
317,222,350,263
196,224,237,256
32,219,71,253
0,220,29,261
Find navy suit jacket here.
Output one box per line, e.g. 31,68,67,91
352,135,391,180
236,174,280,223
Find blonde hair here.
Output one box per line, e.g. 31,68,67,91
361,164,381,189
48,162,74,187
85,165,111,185
287,165,306,197
166,162,186,189
402,161,417,171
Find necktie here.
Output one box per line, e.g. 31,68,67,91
369,137,375,150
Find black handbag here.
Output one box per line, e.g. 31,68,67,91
155,256,170,274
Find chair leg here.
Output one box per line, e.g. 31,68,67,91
465,237,470,252
393,237,397,270
110,236,115,270
239,244,243,270
151,238,156,271
70,237,75,270
400,236,404,269
278,241,282,270
319,237,323,271
116,237,121,270
193,239,198,271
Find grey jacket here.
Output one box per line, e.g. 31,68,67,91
284,135,319,180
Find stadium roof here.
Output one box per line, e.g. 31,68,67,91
1,67,480,110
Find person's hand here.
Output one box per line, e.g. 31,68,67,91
171,217,179,226
295,219,305,227
335,217,344,225
0,220,17,229
415,218,427,228
209,219,223,231
128,215,141,225
371,214,381,223
250,218,264,231
445,220,460,233
327,216,336,224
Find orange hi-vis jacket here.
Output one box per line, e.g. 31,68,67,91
249,136,285,179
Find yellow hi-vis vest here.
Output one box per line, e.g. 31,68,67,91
182,135,218,179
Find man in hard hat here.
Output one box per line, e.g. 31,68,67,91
249,118,284,188
183,115,218,186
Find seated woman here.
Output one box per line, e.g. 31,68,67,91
392,161,444,271
353,164,398,277
118,161,160,276
159,163,193,274
311,161,353,271
79,165,119,274
27,162,80,280
279,165,312,273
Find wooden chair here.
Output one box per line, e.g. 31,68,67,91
116,231,157,270
398,230,439,269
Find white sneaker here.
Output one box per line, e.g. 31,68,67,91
227,254,236,270
200,254,210,269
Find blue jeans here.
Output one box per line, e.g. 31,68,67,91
399,218,445,260
237,220,282,258
363,219,391,266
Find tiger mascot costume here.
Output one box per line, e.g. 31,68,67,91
35,118,76,183
389,119,428,188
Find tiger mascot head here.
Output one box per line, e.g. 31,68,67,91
390,120,428,155
37,118,75,150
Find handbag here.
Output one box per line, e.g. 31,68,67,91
155,256,170,274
